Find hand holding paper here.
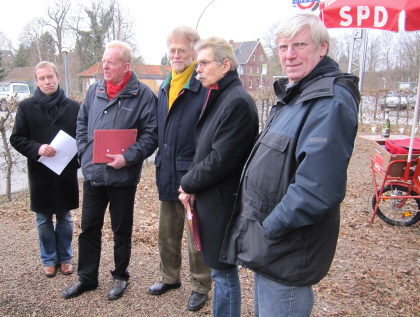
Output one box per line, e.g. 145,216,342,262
37,130,78,175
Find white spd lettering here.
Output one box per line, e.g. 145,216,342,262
339,6,388,28
374,6,388,28
357,6,370,26
340,6,352,26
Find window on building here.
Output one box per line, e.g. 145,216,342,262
250,66,253,73
257,66,259,74
238,65,243,74
249,80,252,89
253,55,256,61
260,55,264,61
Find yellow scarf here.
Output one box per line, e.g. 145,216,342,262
169,61,195,109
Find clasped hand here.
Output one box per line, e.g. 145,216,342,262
106,154,126,169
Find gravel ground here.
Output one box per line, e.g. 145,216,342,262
1,124,420,316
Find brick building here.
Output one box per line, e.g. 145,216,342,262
230,39,268,92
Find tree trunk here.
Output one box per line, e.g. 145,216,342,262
0,117,12,201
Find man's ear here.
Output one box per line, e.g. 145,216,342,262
320,42,328,58
222,59,231,74
124,63,131,73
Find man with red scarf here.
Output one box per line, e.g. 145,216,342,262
62,41,158,300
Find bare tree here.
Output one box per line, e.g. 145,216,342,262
46,0,72,62
0,100,20,201
19,18,47,65
106,0,136,49
0,32,14,51
329,33,351,71
261,21,282,83
379,32,395,74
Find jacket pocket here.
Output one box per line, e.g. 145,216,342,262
238,218,306,283
245,132,290,196
176,158,193,171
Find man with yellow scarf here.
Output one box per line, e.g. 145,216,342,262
148,26,212,312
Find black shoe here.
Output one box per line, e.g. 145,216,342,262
62,281,98,299
148,281,181,295
108,279,128,300
187,291,208,311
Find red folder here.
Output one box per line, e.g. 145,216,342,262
186,202,201,251
93,129,137,163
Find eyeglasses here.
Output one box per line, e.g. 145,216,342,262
194,60,218,70
169,48,189,56
277,41,310,53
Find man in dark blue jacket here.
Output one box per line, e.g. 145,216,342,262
148,26,211,311
221,13,360,316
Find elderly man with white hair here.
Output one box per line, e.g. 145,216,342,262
221,13,360,316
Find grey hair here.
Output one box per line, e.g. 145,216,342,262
194,37,239,71
167,26,201,49
105,40,133,64
35,61,59,79
274,12,329,52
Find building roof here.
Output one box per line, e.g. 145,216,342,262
5,67,34,82
231,40,261,64
78,62,172,79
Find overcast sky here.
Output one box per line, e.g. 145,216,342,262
0,0,312,64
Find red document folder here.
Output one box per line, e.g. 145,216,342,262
92,129,137,163
186,202,201,251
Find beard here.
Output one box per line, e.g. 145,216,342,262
171,56,194,74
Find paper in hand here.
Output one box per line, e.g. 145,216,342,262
38,130,78,175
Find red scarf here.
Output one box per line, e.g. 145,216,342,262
106,71,131,100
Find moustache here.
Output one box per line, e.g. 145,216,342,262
195,73,206,80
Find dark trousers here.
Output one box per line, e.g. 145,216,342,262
78,181,136,285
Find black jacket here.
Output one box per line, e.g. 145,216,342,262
10,94,80,215
155,70,208,201
220,57,360,286
181,70,259,270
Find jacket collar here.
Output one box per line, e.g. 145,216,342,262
213,70,240,93
161,69,202,93
273,57,359,105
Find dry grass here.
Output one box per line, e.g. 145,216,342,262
0,123,419,316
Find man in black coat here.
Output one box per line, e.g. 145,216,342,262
179,37,259,317
10,61,80,278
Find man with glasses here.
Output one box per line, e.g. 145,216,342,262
220,13,360,316
179,36,258,317
148,26,212,312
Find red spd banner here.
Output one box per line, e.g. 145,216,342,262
319,0,403,32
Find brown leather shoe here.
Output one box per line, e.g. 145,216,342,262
60,263,73,275
43,266,56,277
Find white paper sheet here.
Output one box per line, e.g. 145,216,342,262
38,130,78,175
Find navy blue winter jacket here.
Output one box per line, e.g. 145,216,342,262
221,57,360,286
155,70,208,201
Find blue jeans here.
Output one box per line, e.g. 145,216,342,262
254,272,314,317
35,211,73,266
211,267,241,317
